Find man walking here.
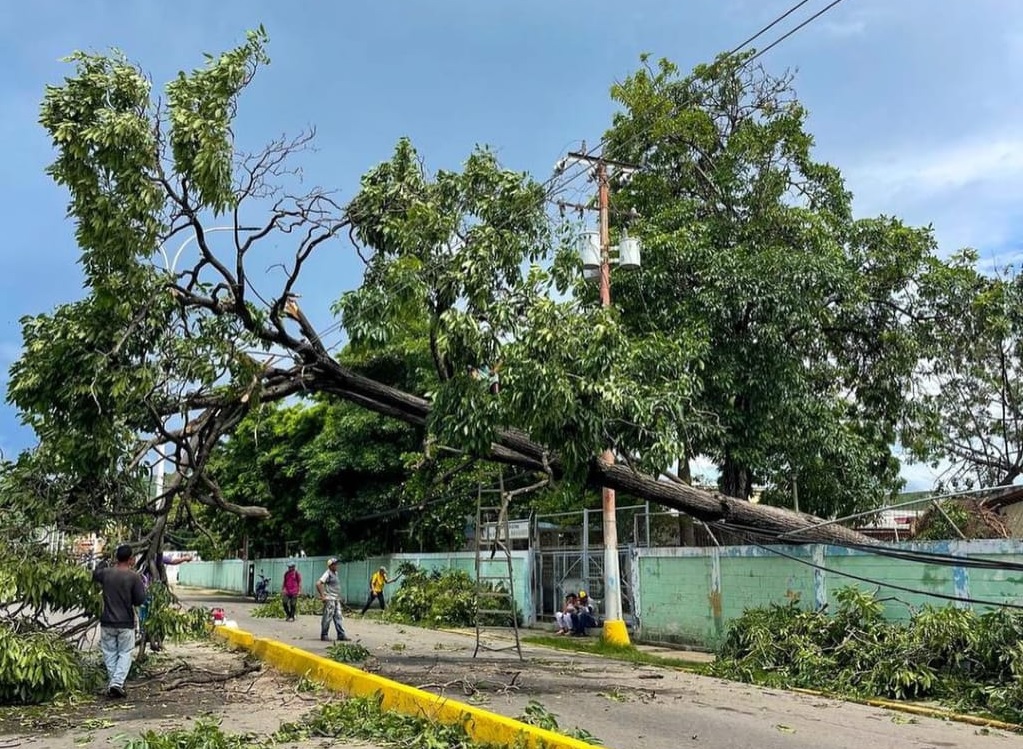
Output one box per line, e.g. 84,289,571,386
315,558,348,641
360,566,394,614
282,561,301,621
92,544,146,698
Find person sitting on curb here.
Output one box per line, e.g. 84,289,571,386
554,593,577,635
360,566,397,614
93,544,146,698
316,557,348,642
282,561,302,622
570,591,598,637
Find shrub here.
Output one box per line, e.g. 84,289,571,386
251,593,323,618
383,562,520,628
710,586,1023,722
0,622,96,704
142,582,212,644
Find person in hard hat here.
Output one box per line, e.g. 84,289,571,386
360,566,397,614
282,561,302,621
570,590,597,636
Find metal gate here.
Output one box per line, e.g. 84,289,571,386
534,546,635,625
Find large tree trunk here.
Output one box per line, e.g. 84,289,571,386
308,360,872,546
720,457,752,500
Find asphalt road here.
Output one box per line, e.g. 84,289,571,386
181,591,1017,749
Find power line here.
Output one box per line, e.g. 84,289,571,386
728,0,816,55
724,530,1023,612
315,0,855,352
743,0,853,67
717,519,1023,574
775,484,1020,541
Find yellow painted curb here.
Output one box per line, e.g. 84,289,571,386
601,619,630,646
789,687,1022,733
214,626,605,748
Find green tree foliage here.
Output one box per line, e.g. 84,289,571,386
0,458,102,631
600,54,938,515
383,562,519,628
0,459,104,704
203,399,421,558
0,626,95,705
711,587,1023,722
338,135,703,478
5,29,894,565
902,252,1023,489
198,332,514,558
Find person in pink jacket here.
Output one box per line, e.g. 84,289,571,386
282,561,302,621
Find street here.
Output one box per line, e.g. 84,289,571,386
183,592,1016,749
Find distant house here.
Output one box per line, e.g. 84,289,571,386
854,508,923,542
857,487,1023,541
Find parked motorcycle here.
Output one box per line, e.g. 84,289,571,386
253,570,270,603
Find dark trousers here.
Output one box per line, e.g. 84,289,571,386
361,591,385,613
283,594,298,619
571,610,597,635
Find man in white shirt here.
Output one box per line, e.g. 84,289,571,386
315,557,348,642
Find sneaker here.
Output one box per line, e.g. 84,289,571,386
108,685,126,699
337,635,349,642
320,635,330,641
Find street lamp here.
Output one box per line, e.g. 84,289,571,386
151,224,258,500
158,225,259,274
577,164,641,646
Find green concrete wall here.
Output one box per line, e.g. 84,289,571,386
178,539,1023,648
177,551,533,623
632,539,1023,647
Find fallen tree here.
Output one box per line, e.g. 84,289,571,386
5,29,874,558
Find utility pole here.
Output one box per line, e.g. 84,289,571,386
563,148,639,647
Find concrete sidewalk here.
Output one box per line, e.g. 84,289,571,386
181,591,1017,749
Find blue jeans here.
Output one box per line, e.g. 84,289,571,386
100,626,136,688
320,599,346,639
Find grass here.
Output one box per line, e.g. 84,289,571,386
523,635,711,673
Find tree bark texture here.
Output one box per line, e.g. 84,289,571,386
308,360,872,546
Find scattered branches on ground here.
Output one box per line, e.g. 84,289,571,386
710,586,1023,723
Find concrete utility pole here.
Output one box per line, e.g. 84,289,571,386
563,148,640,647
595,158,628,646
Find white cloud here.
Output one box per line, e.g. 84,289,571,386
845,134,1023,255
822,20,866,37
898,460,947,493
852,136,1023,201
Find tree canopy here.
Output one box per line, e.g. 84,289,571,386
9,30,955,560
601,54,936,517
902,253,1023,490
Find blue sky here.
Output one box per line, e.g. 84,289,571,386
1,0,1021,490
